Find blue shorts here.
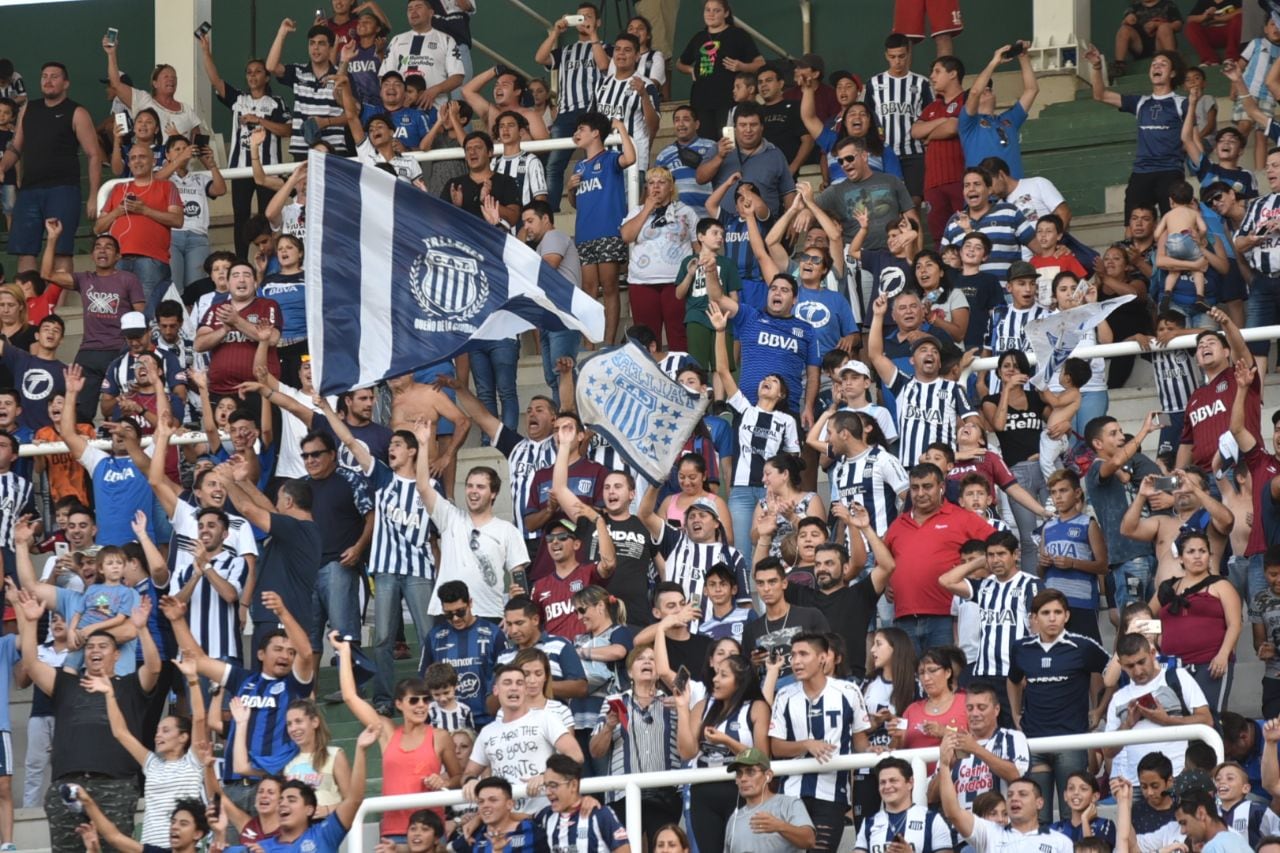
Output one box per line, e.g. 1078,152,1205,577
8,184,81,255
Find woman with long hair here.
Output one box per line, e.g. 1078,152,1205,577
509,647,575,730
914,249,970,343
589,645,683,846
0,282,34,351
621,167,700,351
281,699,350,817
1151,529,1242,715
1092,244,1153,388
658,453,733,539
571,585,633,771
800,91,902,186
751,452,825,559
609,16,668,97
675,0,764,132
111,107,168,177
675,653,770,853
1050,271,1112,434
982,348,1049,572
856,627,918,819
333,633,462,843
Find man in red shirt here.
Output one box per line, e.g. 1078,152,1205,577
883,462,994,653
911,56,966,244
530,516,615,638
1176,308,1258,471
194,259,282,397
94,143,183,319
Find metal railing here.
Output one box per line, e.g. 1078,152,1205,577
95,134,642,219
960,324,1280,381
347,724,1222,853
17,431,217,458
735,17,794,60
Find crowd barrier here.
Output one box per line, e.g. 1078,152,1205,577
16,431,216,458
95,134,642,221
347,724,1223,852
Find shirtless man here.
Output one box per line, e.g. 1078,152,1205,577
1118,467,1233,586
387,373,472,488
460,65,549,139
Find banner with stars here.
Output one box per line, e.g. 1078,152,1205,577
1026,296,1134,390
575,341,710,485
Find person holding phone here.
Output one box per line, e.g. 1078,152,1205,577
958,42,1038,176
104,33,205,137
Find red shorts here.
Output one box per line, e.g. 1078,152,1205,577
893,0,964,38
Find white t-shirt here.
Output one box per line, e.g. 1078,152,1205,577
621,201,700,284
130,88,204,136
495,699,574,732
429,498,528,617
965,816,1073,853
167,499,259,587
471,707,570,811
1103,666,1208,783
275,384,322,480
356,137,423,183
1002,176,1066,224
952,594,981,663
170,170,215,236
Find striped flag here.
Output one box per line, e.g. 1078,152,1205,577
304,152,604,395
576,341,710,484
1025,296,1134,390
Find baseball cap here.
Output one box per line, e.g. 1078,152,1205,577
685,497,721,522
839,360,872,378
910,335,943,354
728,747,771,772
356,7,380,18
1171,768,1214,798
1006,260,1038,281
380,69,405,83
546,518,577,535
829,70,862,91
120,311,147,335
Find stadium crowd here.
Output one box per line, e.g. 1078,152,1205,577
2,0,1280,851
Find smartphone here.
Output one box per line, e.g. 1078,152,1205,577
1154,412,1172,428
194,132,210,149
768,646,782,664
721,125,735,141
673,665,690,695
106,27,119,47
689,592,702,609
511,568,529,593
54,541,70,558
1192,300,1213,314
1131,618,1163,635
1002,42,1025,60
194,21,212,40
315,8,324,20
211,793,222,820
1136,692,1159,710
114,112,130,137
1152,475,1179,492
565,14,587,25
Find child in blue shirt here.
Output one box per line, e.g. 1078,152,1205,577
66,545,140,668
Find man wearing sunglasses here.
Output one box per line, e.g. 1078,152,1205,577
959,42,1038,178
420,580,501,726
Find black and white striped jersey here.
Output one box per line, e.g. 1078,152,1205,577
865,71,933,157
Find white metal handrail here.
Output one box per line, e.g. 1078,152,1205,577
346,724,1222,853
95,134,641,218
17,430,217,458
960,324,1280,381
734,18,794,60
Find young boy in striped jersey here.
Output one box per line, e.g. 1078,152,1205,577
424,661,475,732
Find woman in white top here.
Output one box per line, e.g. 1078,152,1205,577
621,167,699,352
915,249,970,344
105,38,205,137
230,698,350,816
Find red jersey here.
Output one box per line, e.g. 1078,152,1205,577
1181,368,1263,470
948,450,1016,502
884,501,995,617
324,16,359,51
533,562,603,637
1243,445,1279,556
26,284,62,324
105,179,181,263
921,92,966,189
200,297,282,395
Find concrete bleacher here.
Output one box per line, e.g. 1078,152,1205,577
2,74,1273,850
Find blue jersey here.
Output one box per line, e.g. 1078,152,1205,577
81,446,154,545
1120,92,1187,174
259,273,307,342
1190,153,1257,200
535,804,630,853
495,632,587,685
1007,631,1110,738
959,103,1028,176
420,619,501,725
233,813,348,853
733,302,820,413
717,209,772,284
223,664,314,779
1042,513,1100,610
794,285,857,357
359,103,436,149
449,818,539,853
573,149,626,243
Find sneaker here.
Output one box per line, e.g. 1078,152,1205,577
2,842,18,851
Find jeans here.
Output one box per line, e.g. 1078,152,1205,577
727,485,764,560
372,574,435,705
118,254,173,321
894,614,954,656
47,775,138,853
1247,275,1280,360
1029,749,1088,823
169,229,210,295
231,178,275,259
1009,459,1046,574
1111,554,1155,611
470,338,521,433
1228,553,1268,618
1072,389,1109,438
540,328,581,408
546,108,587,212
310,559,365,653
73,348,121,423
23,716,54,808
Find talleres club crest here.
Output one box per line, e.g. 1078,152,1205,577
409,237,490,334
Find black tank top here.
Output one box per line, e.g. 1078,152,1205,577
21,97,82,189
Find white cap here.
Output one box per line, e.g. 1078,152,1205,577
120,311,147,333
839,360,872,378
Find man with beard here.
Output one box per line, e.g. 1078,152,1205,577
169,507,249,665
443,131,520,226
524,413,608,583
939,753,1072,853
787,533,894,680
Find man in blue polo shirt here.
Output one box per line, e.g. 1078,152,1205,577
941,167,1035,281
1007,589,1110,823
707,268,820,428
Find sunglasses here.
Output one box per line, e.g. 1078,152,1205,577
469,529,481,552
545,532,573,542
443,608,468,621
838,154,860,165
575,605,590,614
300,450,330,460
799,253,824,264
402,695,429,705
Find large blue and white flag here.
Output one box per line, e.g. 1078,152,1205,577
304,152,604,395
576,342,710,485
1026,295,1134,390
